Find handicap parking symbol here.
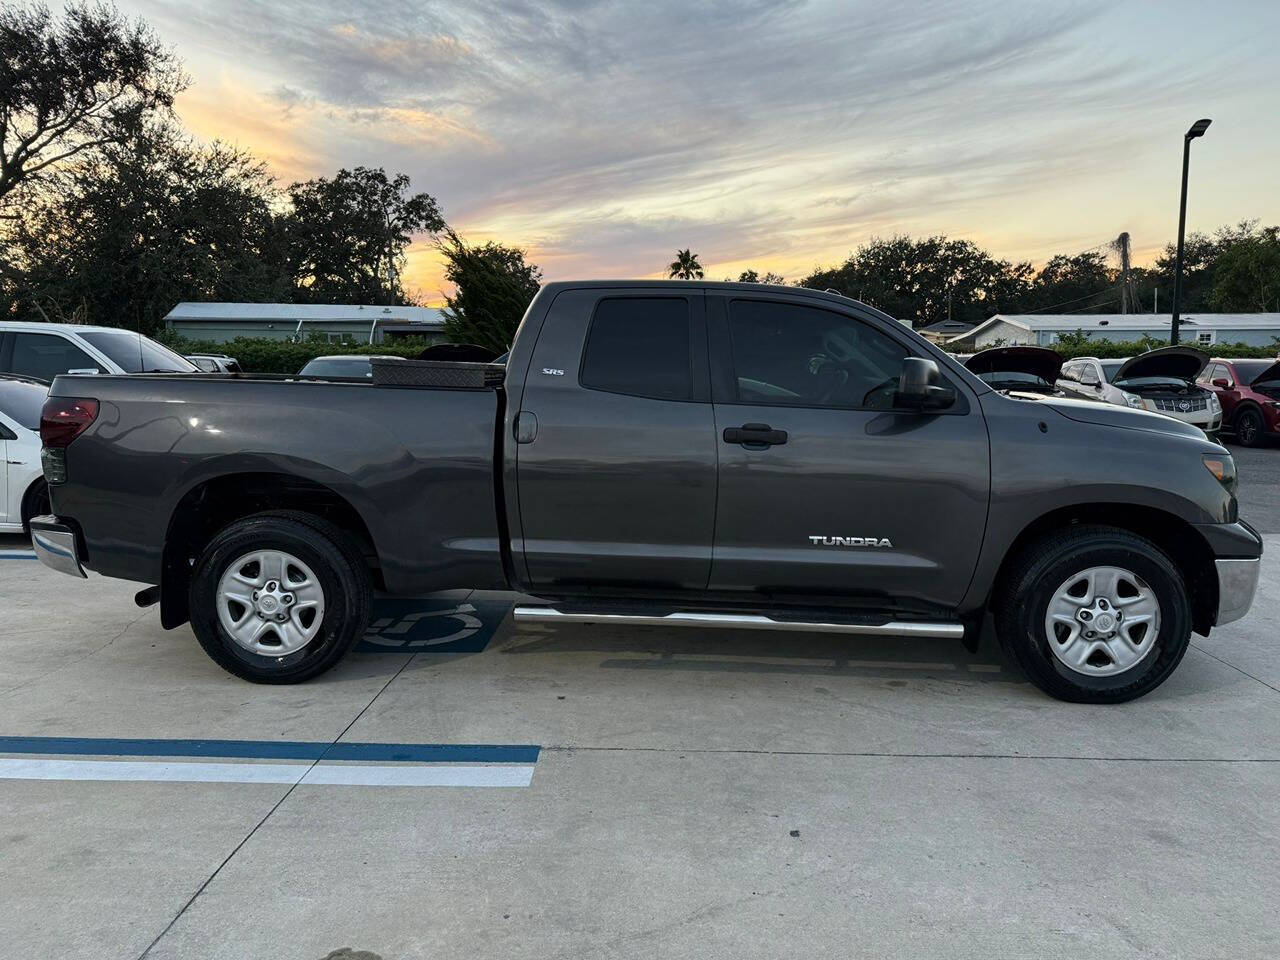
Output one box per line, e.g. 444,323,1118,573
358,597,511,654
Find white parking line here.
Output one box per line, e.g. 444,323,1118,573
0,758,537,787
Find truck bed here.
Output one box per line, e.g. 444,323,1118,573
48,371,509,595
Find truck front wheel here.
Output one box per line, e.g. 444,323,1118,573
995,525,1192,703
189,511,372,683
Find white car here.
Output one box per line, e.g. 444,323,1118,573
0,321,198,382
0,375,49,534
1057,348,1222,437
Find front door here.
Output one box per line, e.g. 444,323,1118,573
515,289,717,592
706,295,990,609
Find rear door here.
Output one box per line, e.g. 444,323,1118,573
706,294,990,608
514,289,717,591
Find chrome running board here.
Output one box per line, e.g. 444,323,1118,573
512,607,964,639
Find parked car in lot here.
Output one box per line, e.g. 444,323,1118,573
1057,348,1222,437
30,281,1260,703
1198,358,1280,447
0,322,198,382
964,346,1065,395
0,374,50,534
296,354,399,379
186,354,243,374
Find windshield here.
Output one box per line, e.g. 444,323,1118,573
299,358,373,378
79,331,198,373
1233,360,1279,384
0,379,47,430
977,371,1053,389
1099,360,1124,382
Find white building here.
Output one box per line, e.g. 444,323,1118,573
165,302,447,345
947,313,1280,352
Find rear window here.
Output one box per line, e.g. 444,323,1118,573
579,298,692,401
0,379,47,430
78,331,197,373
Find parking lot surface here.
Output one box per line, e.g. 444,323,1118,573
2,440,1277,960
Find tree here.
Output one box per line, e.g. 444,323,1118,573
1026,251,1113,313
1209,226,1280,312
801,235,1031,327
438,230,542,353
0,1,185,210
667,248,703,279
4,120,288,333
285,166,444,304
737,269,785,284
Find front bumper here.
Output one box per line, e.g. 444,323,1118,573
1215,558,1260,626
29,516,86,579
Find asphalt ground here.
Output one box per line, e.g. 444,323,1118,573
1,444,1277,959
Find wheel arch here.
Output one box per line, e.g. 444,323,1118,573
990,503,1218,636
160,471,382,629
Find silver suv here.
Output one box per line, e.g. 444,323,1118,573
1057,348,1222,436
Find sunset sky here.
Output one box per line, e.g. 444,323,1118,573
118,0,1279,303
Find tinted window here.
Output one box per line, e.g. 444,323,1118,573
580,298,692,400
78,331,197,373
298,358,373,378
9,333,98,382
0,379,47,430
190,357,218,372
727,300,908,409
1233,360,1277,384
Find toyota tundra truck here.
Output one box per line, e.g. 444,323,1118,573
30,281,1262,702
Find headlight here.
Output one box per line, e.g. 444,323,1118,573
1203,454,1238,496
1207,393,1221,411
1121,391,1144,409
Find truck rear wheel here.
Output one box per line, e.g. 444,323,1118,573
994,525,1192,703
189,511,372,683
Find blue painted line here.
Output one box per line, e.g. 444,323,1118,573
0,736,540,765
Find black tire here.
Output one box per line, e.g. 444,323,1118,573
189,511,372,683
994,525,1192,704
1235,407,1264,447
20,478,50,536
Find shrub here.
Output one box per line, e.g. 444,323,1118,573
159,333,440,374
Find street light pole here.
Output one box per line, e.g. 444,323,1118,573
1170,118,1211,345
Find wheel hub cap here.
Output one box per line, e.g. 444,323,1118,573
1045,565,1161,677
217,551,325,656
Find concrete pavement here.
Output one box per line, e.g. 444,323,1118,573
1,522,1277,959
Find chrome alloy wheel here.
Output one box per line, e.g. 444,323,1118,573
216,550,325,656
1044,565,1161,677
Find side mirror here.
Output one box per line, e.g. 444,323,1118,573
1212,378,1231,389
895,357,955,411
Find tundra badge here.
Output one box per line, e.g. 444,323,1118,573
808,536,893,548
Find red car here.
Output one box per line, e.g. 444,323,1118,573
1198,357,1280,446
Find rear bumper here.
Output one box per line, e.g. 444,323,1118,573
28,516,87,579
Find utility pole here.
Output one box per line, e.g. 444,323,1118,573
1115,232,1135,314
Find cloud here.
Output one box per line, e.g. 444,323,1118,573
128,0,1280,290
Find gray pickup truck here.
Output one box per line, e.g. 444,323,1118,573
31,281,1261,702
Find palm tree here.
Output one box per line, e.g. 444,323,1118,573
667,248,704,280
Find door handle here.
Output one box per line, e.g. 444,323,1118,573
723,423,788,447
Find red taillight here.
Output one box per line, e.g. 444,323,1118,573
40,397,99,448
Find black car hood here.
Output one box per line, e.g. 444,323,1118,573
964,346,1063,383
1114,346,1208,382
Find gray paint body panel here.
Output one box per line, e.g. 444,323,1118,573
46,280,1261,630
